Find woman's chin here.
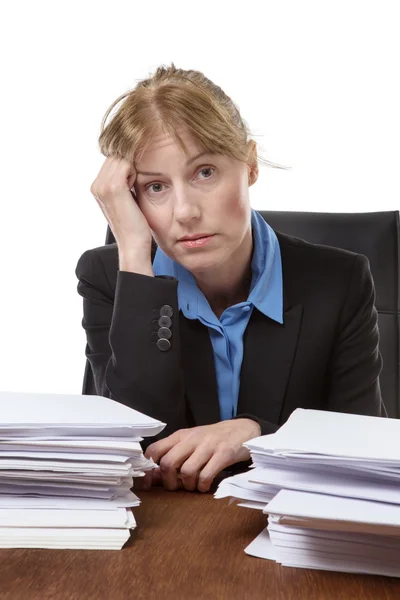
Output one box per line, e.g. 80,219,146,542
178,253,225,275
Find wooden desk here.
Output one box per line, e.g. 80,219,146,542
1,488,400,600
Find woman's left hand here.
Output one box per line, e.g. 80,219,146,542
141,418,261,493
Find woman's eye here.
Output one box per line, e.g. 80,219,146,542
145,166,215,194
146,182,164,194
198,166,215,179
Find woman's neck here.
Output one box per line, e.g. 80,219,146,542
193,227,254,318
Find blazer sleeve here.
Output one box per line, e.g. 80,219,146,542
231,414,279,437
232,252,386,436
325,253,385,417
75,248,191,444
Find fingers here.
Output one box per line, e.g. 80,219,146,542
133,470,153,491
151,467,162,486
90,156,138,226
127,167,137,192
89,154,153,251
159,438,197,491
179,445,214,492
197,451,233,493
145,430,183,463
90,156,116,199
143,425,250,494
132,467,163,491
145,431,193,492
91,155,134,199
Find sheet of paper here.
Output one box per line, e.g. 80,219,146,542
268,519,400,549
269,529,400,562
214,471,278,503
0,451,134,462
237,501,266,510
0,390,165,436
248,464,400,504
0,507,132,528
0,472,127,484
0,527,133,550
0,440,143,454
0,427,150,438
215,483,273,503
265,489,400,536
244,526,277,560
0,491,140,509
261,408,400,462
0,485,113,498
0,436,143,443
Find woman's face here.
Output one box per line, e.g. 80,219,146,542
133,128,258,276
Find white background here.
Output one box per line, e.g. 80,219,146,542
1,0,398,395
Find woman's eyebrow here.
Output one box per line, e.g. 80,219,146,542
136,150,214,176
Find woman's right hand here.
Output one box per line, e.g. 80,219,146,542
90,155,154,272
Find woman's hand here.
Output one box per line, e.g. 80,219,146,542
141,419,261,493
90,155,153,270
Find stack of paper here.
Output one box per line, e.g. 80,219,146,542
0,391,165,550
216,408,400,577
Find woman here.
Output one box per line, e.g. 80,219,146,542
76,63,384,493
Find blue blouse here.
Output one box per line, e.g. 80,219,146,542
153,209,283,420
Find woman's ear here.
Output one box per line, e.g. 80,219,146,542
247,140,259,186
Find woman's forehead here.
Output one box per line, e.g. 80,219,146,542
141,128,203,157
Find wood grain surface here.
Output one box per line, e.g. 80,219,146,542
1,487,400,600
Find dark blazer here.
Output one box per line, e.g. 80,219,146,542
75,228,384,447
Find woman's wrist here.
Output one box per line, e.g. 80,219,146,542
118,245,154,275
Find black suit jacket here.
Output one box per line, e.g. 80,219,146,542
75,229,384,448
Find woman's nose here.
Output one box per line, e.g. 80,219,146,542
173,194,201,222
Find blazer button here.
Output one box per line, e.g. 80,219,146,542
158,315,172,328
157,338,171,351
158,326,172,339
160,305,173,318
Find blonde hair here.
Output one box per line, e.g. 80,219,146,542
98,62,286,173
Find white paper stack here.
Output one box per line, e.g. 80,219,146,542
216,408,400,577
0,391,165,550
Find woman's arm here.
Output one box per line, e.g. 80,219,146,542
75,247,191,442
234,252,386,433
325,253,385,417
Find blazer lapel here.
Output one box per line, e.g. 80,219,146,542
237,287,304,425
179,314,221,425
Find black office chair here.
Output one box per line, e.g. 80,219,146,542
82,211,400,418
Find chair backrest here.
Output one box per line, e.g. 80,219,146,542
86,211,399,418
258,210,399,418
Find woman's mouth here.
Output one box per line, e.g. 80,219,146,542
178,235,215,249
